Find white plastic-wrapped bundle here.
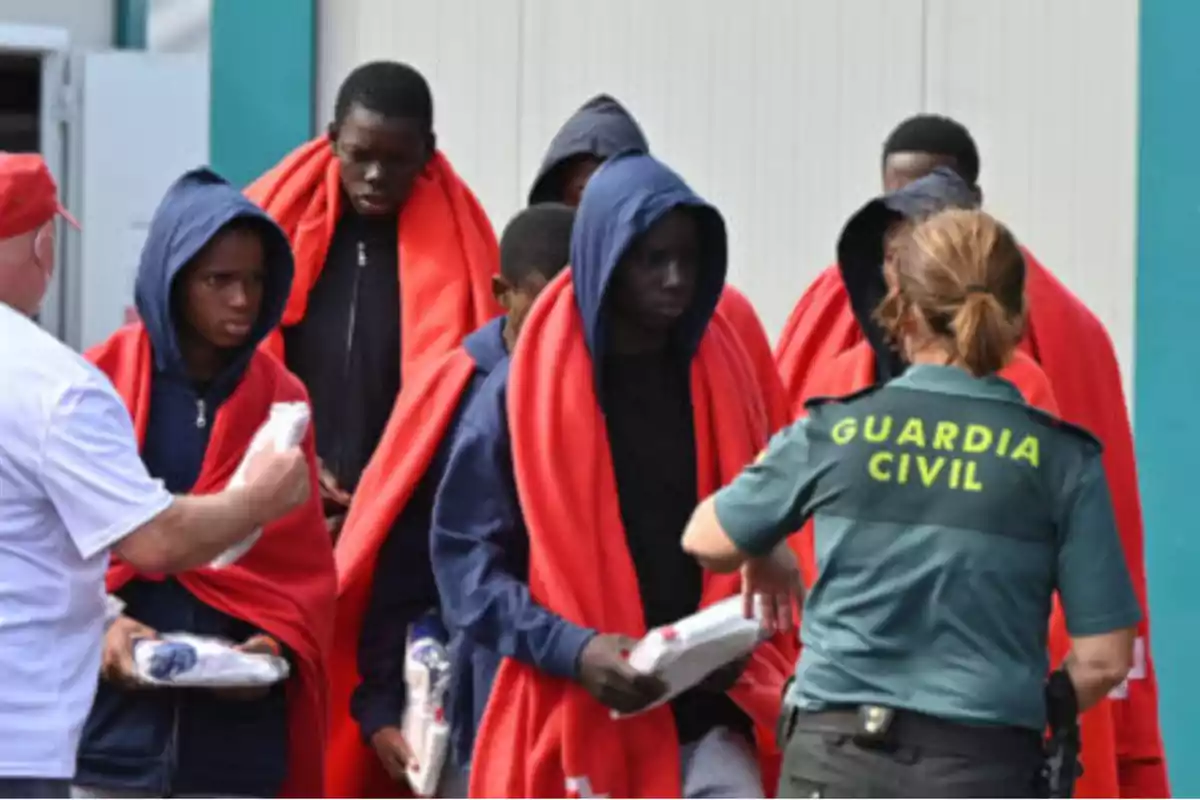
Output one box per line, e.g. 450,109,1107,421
104,594,126,628
402,618,452,797
614,595,768,718
133,634,290,687
210,402,311,568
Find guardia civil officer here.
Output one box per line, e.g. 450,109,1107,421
681,208,1140,798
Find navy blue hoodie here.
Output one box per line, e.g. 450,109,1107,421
527,94,649,205
431,153,737,767
76,168,295,798
836,166,980,381
350,316,510,744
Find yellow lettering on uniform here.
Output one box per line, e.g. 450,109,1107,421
831,417,858,445
897,452,911,484
895,418,927,448
963,460,984,491
949,458,963,489
996,428,1012,457
916,456,945,487
963,424,993,454
1011,435,1040,467
864,415,892,443
868,451,894,481
933,421,959,451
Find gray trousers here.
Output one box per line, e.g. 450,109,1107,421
777,711,1044,798
451,727,763,799
0,778,71,799
680,726,764,798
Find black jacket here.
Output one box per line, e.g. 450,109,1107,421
284,202,401,493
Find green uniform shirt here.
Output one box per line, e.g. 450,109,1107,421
714,364,1142,730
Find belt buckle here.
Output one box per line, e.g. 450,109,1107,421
853,705,896,751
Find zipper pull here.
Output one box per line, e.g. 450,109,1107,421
195,398,207,429
357,240,367,268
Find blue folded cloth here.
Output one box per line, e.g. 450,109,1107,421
146,640,199,680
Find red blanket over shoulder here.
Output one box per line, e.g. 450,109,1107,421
718,286,790,431
245,138,501,377
323,349,477,798
87,325,337,798
775,254,1168,798
468,273,797,798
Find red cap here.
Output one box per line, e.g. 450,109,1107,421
0,152,80,239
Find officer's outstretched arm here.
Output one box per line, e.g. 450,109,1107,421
681,497,745,572
682,419,820,570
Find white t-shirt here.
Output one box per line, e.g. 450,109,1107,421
0,305,172,779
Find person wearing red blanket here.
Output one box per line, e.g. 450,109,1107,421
531,94,790,431
322,203,577,799
246,61,500,536
74,168,336,799
773,114,1168,798
432,152,795,798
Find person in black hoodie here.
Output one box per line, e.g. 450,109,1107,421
433,154,771,798
527,94,649,206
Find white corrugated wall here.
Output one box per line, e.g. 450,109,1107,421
317,0,1139,391
0,0,114,49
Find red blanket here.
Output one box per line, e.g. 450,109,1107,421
245,138,501,378
775,254,1168,798
468,272,797,798
718,286,790,431
88,325,337,798
323,349,477,798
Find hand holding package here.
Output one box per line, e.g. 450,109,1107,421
210,402,311,568
133,634,290,687
615,595,768,717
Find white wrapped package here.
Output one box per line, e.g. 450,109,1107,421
615,595,768,718
210,402,311,568
133,634,290,688
402,623,452,797
105,594,126,627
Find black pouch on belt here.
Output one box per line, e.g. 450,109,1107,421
853,704,898,750
777,676,798,743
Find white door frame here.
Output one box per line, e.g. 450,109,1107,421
0,23,72,340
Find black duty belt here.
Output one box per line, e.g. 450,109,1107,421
782,705,1042,762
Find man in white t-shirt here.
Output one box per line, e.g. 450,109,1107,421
0,153,312,799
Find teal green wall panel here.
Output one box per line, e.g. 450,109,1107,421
114,0,148,49
209,0,314,188
1137,0,1200,793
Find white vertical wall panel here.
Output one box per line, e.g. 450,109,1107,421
317,0,522,228
0,0,113,49
147,0,212,54
924,0,1139,393
316,0,1138,372
519,0,924,337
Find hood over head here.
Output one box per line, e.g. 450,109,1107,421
570,152,726,369
134,167,294,379
835,166,979,380
527,94,649,205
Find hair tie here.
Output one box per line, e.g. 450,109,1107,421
964,284,991,297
